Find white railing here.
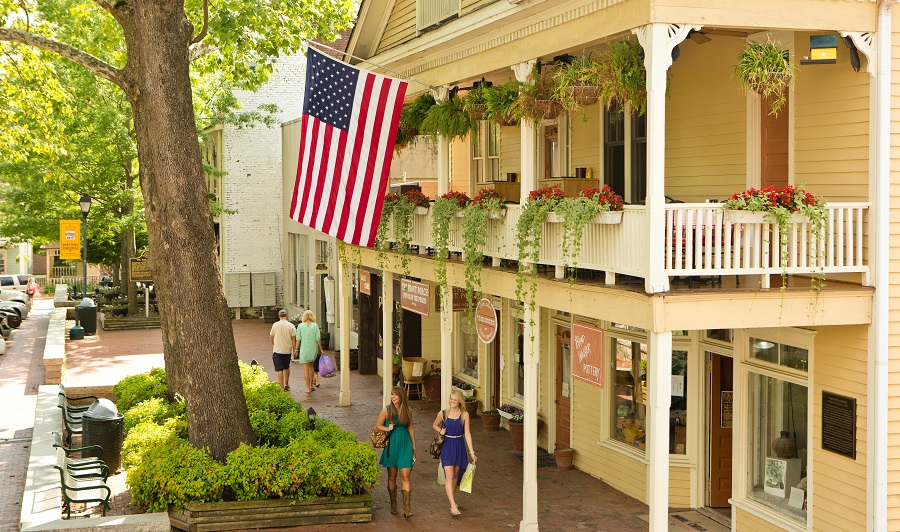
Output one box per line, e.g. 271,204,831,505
417,0,460,31
384,202,870,288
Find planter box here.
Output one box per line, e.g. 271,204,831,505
591,211,623,224
545,212,565,224
498,410,513,420
169,492,372,531
725,210,808,225
415,206,429,215
489,209,506,220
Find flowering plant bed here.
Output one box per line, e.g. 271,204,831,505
404,189,430,208
499,403,524,423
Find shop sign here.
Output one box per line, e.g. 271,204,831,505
400,278,429,316
572,323,603,388
359,269,371,295
436,286,469,312
821,391,857,459
59,220,81,260
475,298,497,343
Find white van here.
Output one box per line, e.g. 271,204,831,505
0,274,30,292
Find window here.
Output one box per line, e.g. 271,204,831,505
748,373,808,522
473,121,500,183
630,112,647,204
612,337,647,450
287,233,308,309
455,313,479,379
750,338,809,373
706,329,734,343
604,103,647,204
670,350,688,454
604,103,625,197
513,319,525,399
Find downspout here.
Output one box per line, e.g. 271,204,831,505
874,1,893,530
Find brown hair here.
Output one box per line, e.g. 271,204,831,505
387,386,412,427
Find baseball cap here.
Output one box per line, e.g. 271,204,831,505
278,309,288,317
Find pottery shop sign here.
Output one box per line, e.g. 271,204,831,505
400,278,430,316
572,323,604,388
359,269,371,296
475,298,498,343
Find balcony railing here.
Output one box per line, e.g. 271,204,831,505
386,202,870,288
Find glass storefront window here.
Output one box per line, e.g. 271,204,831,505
670,350,688,455
706,329,733,343
611,337,647,450
514,320,525,399
750,338,809,373
748,373,808,523
455,313,478,379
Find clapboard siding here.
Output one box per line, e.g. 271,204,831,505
886,20,900,530
570,104,601,177
735,507,789,532
376,0,416,55
450,137,471,194
500,125,521,181
669,466,692,507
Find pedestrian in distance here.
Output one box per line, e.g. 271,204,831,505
269,309,295,391
25,277,38,303
433,389,477,516
294,310,323,393
377,386,417,518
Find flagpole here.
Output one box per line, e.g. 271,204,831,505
305,41,438,90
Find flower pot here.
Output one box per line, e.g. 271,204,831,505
591,211,624,225
571,86,599,106
496,115,519,127
423,375,440,401
469,104,487,121
460,388,474,398
464,398,479,418
545,212,565,224
725,210,809,225
508,420,524,452
532,100,562,120
554,448,575,470
415,206,429,215
489,209,506,220
481,412,501,431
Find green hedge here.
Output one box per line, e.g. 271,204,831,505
118,363,377,511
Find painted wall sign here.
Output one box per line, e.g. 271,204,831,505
475,298,498,343
359,269,371,295
59,220,81,260
571,323,604,388
821,391,857,459
435,286,468,312
400,278,430,316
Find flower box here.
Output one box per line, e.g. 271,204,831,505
545,212,565,224
498,410,514,420
591,211,623,224
489,209,506,220
415,206,429,215
725,210,808,225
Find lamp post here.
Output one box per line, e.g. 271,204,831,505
79,194,91,298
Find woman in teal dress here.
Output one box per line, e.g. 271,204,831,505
293,310,322,393
376,386,417,518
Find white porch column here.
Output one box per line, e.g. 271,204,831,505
647,331,673,531
520,304,540,531
434,85,452,197
512,60,537,204
382,273,394,400
440,287,452,407
338,260,352,406
633,24,697,294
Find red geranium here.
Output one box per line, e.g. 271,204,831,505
440,190,471,208
404,189,430,208
472,188,506,205
527,184,568,203
580,185,624,211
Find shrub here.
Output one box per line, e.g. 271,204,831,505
308,440,380,497
127,438,224,512
114,367,167,412
121,418,185,469
239,361,271,388
245,381,302,419
123,397,185,431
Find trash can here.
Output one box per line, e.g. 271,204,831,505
76,297,97,335
81,398,124,472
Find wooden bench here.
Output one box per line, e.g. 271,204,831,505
53,447,111,518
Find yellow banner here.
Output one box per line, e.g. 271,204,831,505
59,220,81,260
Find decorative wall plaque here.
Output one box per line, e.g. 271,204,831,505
821,391,856,459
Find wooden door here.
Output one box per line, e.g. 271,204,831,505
555,328,572,449
709,353,734,507
760,95,789,189
358,273,380,375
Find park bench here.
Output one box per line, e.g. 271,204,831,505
52,431,108,480
53,447,111,518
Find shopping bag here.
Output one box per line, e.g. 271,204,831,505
319,354,337,377
459,464,476,493
437,461,446,486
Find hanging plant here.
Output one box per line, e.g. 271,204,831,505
462,80,492,121
553,54,604,118
511,69,562,123
555,185,624,273
515,185,569,310
734,39,794,116
431,191,470,311
484,79,521,126
374,192,417,275
420,95,476,141
462,188,507,314
596,40,648,115
395,92,436,151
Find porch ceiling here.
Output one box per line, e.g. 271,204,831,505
350,247,873,332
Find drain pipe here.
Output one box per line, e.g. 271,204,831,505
873,1,893,530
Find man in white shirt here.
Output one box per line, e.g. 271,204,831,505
270,310,296,391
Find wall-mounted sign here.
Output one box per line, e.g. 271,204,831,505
59,220,81,260
475,298,498,343
571,323,603,388
822,391,857,459
129,253,153,282
359,269,371,295
400,278,430,316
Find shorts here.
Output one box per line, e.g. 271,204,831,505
272,352,292,372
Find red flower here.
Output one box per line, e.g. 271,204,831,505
404,189,430,208
527,185,568,203
440,190,471,208
472,188,506,205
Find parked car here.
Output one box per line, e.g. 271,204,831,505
0,274,31,292
0,335,5,355
0,308,21,328
0,315,10,339
0,300,27,320
0,288,28,305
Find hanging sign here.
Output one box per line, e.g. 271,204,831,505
475,298,498,343
59,220,81,260
572,323,604,388
359,269,371,295
400,278,430,316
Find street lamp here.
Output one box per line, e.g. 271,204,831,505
79,194,91,298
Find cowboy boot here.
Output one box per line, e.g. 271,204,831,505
401,489,412,518
388,486,398,515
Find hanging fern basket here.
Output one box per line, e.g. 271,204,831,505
571,86,600,106
469,104,488,121
532,100,563,120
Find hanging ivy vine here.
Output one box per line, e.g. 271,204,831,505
515,186,567,313
462,189,506,315
431,192,470,313
374,193,417,276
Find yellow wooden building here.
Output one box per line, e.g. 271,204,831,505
280,1,899,530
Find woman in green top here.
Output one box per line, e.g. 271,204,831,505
293,310,322,393
376,386,417,518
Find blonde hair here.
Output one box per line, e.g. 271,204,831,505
449,389,465,407
301,310,316,324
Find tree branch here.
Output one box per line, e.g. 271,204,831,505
190,0,209,45
0,28,126,91
189,42,218,62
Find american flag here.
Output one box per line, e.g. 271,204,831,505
290,48,407,247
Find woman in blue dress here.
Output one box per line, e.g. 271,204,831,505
376,386,417,518
432,389,477,516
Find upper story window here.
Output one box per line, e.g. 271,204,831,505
604,103,647,204
473,121,500,183
417,0,460,32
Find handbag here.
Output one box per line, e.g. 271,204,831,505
371,427,390,448
459,464,476,493
428,410,446,459
437,461,446,486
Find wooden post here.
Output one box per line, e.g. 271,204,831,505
338,260,352,406
520,303,540,531
382,273,394,401
647,331,673,532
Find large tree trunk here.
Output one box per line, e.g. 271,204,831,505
121,165,138,317
115,0,255,460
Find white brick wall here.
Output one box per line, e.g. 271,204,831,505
220,52,309,307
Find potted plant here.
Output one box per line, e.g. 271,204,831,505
375,192,417,275
597,40,648,115
262,306,281,323
462,79,491,121
462,188,507,312
481,408,501,432
392,354,401,380
452,376,475,398
431,190,469,308
555,185,625,273
554,447,575,471
483,79,521,126
405,189,431,215
511,68,562,123
420,94,476,141
499,404,525,452
423,364,441,401
735,39,794,116
553,54,603,116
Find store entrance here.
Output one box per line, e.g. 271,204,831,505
708,353,734,508
555,327,571,450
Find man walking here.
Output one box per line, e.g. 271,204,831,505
270,310,296,391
